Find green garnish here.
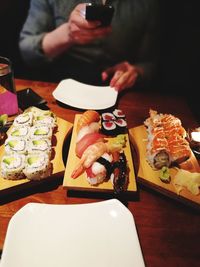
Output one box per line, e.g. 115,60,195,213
0,114,8,127
159,166,171,183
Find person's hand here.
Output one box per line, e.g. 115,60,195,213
102,61,143,92
68,3,111,45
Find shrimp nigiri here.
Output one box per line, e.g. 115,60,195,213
71,141,123,179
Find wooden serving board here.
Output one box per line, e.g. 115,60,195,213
63,115,137,195
129,125,200,208
0,117,73,195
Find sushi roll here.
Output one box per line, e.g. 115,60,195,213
8,126,30,139
101,120,117,136
86,152,113,185
27,138,52,158
29,125,53,140
114,118,127,134
13,112,33,127
0,154,26,180
5,138,27,155
24,153,52,180
101,112,115,121
113,109,126,119
33,114,57,128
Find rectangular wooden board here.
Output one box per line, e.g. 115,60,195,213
63,115,137,195
0,117,73,195
129,125,200,208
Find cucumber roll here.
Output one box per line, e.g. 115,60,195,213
13,112,33,127
27,138,52,158
0,154,26,180
5,138,27,155
24,153,52,180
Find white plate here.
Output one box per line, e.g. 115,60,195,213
52,79,118,110
0,199,145,267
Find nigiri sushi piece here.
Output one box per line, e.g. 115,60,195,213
75,132,105,158
71,141,123,179
76,110,100,133
86,152,113,185
76,122,100,143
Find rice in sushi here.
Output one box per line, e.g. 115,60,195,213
5,138,27,155
29,125,53,140
8,126,30,139
13,112,33,127
24,153,52,180
0,154,26,180
27,138,52,158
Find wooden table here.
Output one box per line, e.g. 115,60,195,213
0,79,199,267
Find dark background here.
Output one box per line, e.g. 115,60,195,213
0,0,199,93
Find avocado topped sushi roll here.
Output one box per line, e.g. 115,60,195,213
0,154,26,180
24,153,52,180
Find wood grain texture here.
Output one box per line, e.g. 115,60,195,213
63,114,136,195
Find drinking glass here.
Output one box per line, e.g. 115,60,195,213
0,56,18,116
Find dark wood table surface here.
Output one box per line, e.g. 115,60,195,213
0,79,199,267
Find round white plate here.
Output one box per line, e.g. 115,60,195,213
52,79,118,110
0,199,145,267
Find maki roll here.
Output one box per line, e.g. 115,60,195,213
24,153,52,180
113,109,126,118
29,125,53,140
114,118,127,134
8,126,30,139
5,138,27,155
33,114,57,129
101,112,115,121
0,154,26,180
13,112,33,127
27,138,52,158
101,120,117,136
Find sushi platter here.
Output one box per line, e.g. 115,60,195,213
0,107,73,196
63,110,137,196
129,109,200,209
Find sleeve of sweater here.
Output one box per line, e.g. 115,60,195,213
19,0,55,66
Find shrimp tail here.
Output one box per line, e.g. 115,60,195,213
71,161,85,179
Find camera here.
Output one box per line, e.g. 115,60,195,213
85,4,114,26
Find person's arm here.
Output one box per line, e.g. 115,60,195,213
102,0,160,92
19,1,111,67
